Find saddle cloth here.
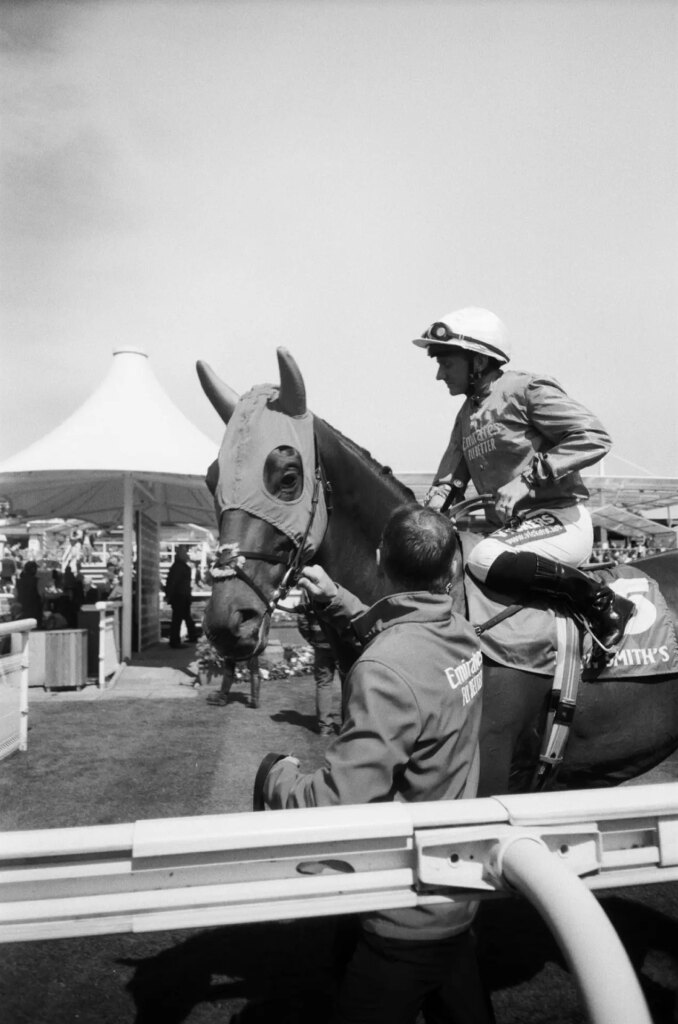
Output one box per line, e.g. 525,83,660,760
459,533,678,680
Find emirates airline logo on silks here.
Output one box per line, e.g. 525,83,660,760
445,650,483,705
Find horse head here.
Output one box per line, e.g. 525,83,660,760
197,349,330,660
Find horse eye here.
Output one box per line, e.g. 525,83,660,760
263,446,303,500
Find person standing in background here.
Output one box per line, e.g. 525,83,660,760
15,561,43,628
293,593,339,736
165,545,198,649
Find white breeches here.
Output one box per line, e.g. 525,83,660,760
467,504,594,583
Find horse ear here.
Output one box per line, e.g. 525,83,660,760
276,347,306,416
196,361,240,425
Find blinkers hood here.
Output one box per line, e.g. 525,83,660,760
214,384,328,556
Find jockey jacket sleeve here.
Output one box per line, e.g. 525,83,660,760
433,417,468,489
263,657,421,808
522,377,611,484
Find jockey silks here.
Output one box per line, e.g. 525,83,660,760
214,384,329,556
435,370,611,526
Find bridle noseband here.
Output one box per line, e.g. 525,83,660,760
210,441,331,616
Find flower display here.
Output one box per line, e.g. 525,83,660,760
195,637,315,681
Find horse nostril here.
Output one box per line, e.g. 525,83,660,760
238,608,260,625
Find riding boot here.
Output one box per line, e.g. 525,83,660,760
485,551,635,652
249,673,261,709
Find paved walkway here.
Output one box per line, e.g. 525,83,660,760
28,641,204,702
27,624,306,704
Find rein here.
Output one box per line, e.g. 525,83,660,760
210,438,331,616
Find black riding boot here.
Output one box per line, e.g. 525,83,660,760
485,552,635,652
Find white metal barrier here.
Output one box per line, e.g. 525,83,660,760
0,618,36,760
1,783,677,1021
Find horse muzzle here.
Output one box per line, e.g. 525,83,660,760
202,579,271,660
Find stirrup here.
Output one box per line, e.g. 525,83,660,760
571,610,618,657
590,592,636,655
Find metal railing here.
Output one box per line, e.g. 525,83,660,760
2,783,677,1021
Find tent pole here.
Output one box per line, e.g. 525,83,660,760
122,474,134,660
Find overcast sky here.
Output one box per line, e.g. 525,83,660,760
1,0,676,480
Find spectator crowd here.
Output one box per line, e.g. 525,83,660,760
0,530,124,633
588,541,672,565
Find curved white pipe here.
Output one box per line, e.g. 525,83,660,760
496,834,651,1024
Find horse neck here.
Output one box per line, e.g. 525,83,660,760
314,417,414,605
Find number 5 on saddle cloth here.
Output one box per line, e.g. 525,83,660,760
460,530,678,683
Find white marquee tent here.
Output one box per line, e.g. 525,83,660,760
0,348,220,658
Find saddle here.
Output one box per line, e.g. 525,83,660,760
459,532,678,682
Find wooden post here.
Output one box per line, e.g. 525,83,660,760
121,473,134,660
19,626,31,751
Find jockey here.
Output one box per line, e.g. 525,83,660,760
413,306,635,653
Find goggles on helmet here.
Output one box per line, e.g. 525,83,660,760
421,323,478,345
417,322,510,364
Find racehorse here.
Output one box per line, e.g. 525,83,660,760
197,349,678,796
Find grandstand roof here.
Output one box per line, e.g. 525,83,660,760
583,477,678,515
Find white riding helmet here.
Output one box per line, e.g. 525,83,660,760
412,307,511,365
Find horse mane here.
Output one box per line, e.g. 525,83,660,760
312,413,418,611
314,414,416,507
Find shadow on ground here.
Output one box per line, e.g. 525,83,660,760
118,895,678,1024
270,709,320,734
120,917,347,1024
478,894,678,1023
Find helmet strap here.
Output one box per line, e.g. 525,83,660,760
465,354,484,404
466,354,501,406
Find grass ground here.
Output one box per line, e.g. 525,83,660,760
0,674,677,1024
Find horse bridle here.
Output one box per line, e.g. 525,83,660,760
209,439,332,616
